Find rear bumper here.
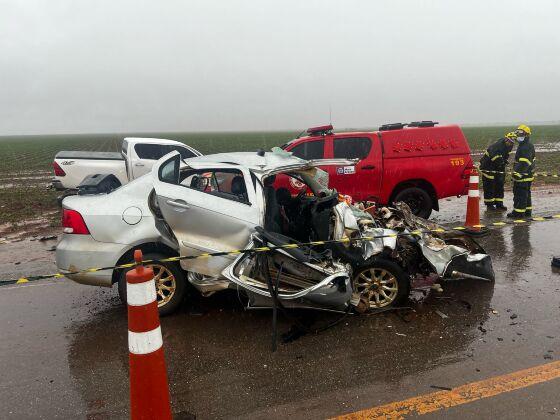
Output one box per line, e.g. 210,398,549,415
56,235,129,287
51,179,66,191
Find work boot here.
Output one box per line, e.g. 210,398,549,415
494,203,507,211
525,210,532,217
485,204,495,211
507,211,524,219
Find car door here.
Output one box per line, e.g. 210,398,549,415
152,152,261,276
328,135,382,201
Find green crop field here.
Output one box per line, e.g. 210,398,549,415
0,125,559,230
0,124,559,175
0,131,300,175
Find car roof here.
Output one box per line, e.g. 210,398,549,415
183,150,308,173
288,124,460,144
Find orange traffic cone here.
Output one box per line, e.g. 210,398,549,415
127,250,172,420
464,169,488,236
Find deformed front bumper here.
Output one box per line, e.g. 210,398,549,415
56,235,130,287
443,252,495,282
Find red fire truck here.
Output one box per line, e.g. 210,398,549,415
280,121,473,218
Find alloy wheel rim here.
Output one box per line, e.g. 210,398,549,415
149,264,176,307
354,267,398,308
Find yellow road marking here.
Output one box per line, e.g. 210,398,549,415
334,361,560,419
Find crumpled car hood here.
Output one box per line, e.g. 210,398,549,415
332,201,494,281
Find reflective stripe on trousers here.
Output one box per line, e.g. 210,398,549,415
482,172,505,204
513,180,532,214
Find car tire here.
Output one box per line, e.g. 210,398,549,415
393,187,433,219
117,252,187,316
353,257,410,310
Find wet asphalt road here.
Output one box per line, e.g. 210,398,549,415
1,189,560,419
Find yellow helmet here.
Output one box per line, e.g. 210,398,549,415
517,124,531,135
505,131,516,141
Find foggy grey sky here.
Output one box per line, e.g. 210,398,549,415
1,0,560,135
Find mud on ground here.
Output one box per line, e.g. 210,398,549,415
0,170,60,230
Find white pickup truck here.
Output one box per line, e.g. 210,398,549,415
52,137,201,190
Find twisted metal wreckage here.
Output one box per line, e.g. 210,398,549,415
225,201,494,313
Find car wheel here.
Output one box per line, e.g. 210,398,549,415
117,253,187,316
393,187,433,219
353,258,410,309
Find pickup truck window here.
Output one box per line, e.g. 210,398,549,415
179,169,250,204
136,144,168,160
290,139,324,160
135,144,197,160
333,137,372,160
173,146,197,160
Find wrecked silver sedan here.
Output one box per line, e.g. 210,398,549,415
150,148,494,314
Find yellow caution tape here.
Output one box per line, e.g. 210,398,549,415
4,212,560,287
477,167,559,178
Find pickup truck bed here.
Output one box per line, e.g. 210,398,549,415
55,151,124,161
53,137,203,191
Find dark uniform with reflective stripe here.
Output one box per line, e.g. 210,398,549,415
512,138,535,215
480,138,513,206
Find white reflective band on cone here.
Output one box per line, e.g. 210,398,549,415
127,279,156,306
469,176,480,184
128,326,163,355
468,190,480,197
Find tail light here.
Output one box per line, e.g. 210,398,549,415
53,161,66,177
62,209,90,234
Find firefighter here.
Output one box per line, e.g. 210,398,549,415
507,124,535,218
480,131,516,210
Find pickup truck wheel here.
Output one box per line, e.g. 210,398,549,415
117,253,187,316
353,258,410,309
393,187,432,219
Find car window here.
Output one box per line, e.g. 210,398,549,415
159,155,180,184
333,137,372,160
179,169,250,204
289,139,325,160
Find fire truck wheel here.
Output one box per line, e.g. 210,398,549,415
393,187,433,219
